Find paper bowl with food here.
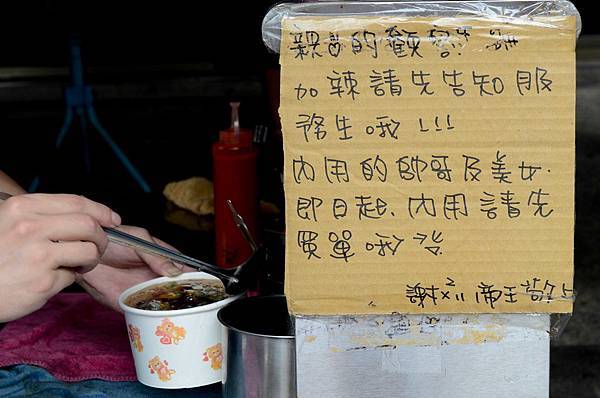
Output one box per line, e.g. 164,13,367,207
118,272,243,388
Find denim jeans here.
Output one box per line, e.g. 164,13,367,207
0,365,221,398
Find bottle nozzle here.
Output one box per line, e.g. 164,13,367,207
230,101,240,134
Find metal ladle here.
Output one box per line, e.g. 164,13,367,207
103,208,261,295
0,192,259,295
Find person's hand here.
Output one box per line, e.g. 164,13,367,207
77,225,192,312
0,194,121,322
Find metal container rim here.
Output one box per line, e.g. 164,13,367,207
218,294,295,340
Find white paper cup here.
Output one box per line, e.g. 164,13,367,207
118,272,242,389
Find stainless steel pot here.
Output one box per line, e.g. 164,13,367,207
217,295,296,398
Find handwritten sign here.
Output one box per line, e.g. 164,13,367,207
279,16,577,315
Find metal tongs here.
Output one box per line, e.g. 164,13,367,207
0,192,260,295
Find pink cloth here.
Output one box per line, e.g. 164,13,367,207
0,293,137,382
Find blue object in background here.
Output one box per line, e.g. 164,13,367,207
0,365,221,398
29,36,151,194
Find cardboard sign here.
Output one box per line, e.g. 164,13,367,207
279,16,577,315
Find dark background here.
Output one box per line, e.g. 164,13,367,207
0,1,598,396
0,0,284,260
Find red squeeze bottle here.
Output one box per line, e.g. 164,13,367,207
212,102,259,268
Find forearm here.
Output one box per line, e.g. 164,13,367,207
0,171,23,326
0,171,26,195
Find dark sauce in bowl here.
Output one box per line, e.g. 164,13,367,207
125,279,230,311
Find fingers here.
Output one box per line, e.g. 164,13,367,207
2,194,121,227
44,213,109,255
175,264,197,274
152,239,202,274
152,237,179,252
50,241,102,272
150,240,195,274
76,277,117,311
152,237,194,272
141,235,184,277
117,226,183,277
145,236,192,273
49,268,76,297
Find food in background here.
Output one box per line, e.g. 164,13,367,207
163,176,214,216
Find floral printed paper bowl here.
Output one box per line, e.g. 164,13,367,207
118,272,243,389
